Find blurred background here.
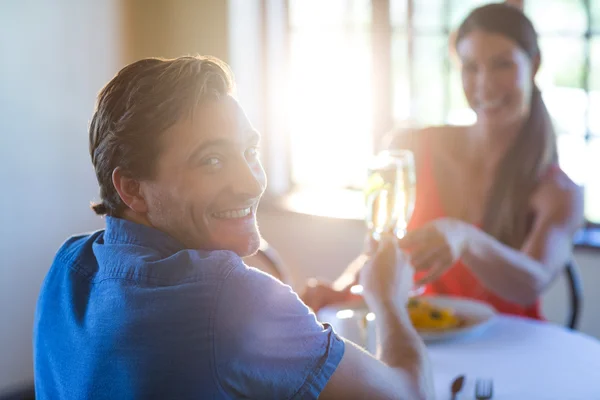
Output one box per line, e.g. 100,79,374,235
1,0,599,395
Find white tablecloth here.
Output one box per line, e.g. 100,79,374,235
428,315,600,399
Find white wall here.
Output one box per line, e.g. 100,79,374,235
257,209,600,339
122,0,229,64
0,0,234,393
0,0,122,392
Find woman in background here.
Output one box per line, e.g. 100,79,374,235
302,3,583,319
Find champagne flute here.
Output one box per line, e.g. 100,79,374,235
351,149,423,297
365,150,416,240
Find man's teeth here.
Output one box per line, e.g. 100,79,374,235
213,208,252,219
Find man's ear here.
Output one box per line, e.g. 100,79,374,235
112,167,148,214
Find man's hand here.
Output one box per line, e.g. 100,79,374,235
360,234,414,310
319,234,434,399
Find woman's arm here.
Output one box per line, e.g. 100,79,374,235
461,170,584,305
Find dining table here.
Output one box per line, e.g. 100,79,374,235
428,314,600,399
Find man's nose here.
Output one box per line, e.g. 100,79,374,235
232,160,266,199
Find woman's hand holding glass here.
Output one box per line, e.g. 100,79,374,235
398,218,472,285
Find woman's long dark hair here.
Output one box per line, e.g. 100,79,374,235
456,3,558,249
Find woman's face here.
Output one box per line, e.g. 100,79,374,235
458,29,538,131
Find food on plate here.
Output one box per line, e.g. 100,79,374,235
407,297,462,330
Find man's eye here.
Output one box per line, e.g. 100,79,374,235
202,157,222,167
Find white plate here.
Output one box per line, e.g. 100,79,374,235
413,295,497,342
317,295,497,351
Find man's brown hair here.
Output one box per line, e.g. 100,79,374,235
89,55,234,216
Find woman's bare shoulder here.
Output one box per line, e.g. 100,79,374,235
381,124,466,152
530,168,584,228
429,125,467,142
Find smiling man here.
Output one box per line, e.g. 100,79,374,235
33,56,432,399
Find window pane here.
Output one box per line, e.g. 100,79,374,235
448,0,491,28
389,0,407,31
391,33,410,123
557,135,586,185
289,0,370,29
584,139,600,223
590,38,600,135
592,0,600,30
526,0,587,35
537,38,587,136
413,0,445,33
412,35,447,125
590,92,600,136
288,0,373,189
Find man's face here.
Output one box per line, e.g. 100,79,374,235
140,96,266,256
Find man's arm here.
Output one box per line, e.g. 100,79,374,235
215,242,432,399
320,236,433,400
320,312,431,399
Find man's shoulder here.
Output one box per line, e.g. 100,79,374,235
53,228,247,286
214,262,314,335
212,262,346,399
165,249,246,284
53,230,104,273
220,262,296,301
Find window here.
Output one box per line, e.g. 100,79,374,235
287,0,374,191
284,0,600,224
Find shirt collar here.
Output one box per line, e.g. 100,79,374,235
103,216,186,255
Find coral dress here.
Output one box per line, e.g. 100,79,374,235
407,135,543,320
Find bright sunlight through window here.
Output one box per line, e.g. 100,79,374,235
286,0,600,224
288,0,374,191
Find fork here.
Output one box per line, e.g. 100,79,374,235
475,378,494,400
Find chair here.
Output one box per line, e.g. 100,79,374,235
244,239,292,285
564,260,583,330
0,385,35,400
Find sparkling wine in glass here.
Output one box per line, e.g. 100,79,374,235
359,149,423,297
364,150,416,240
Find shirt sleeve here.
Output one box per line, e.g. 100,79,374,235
213,261,345,400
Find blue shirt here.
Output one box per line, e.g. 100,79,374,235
34,217,344,399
